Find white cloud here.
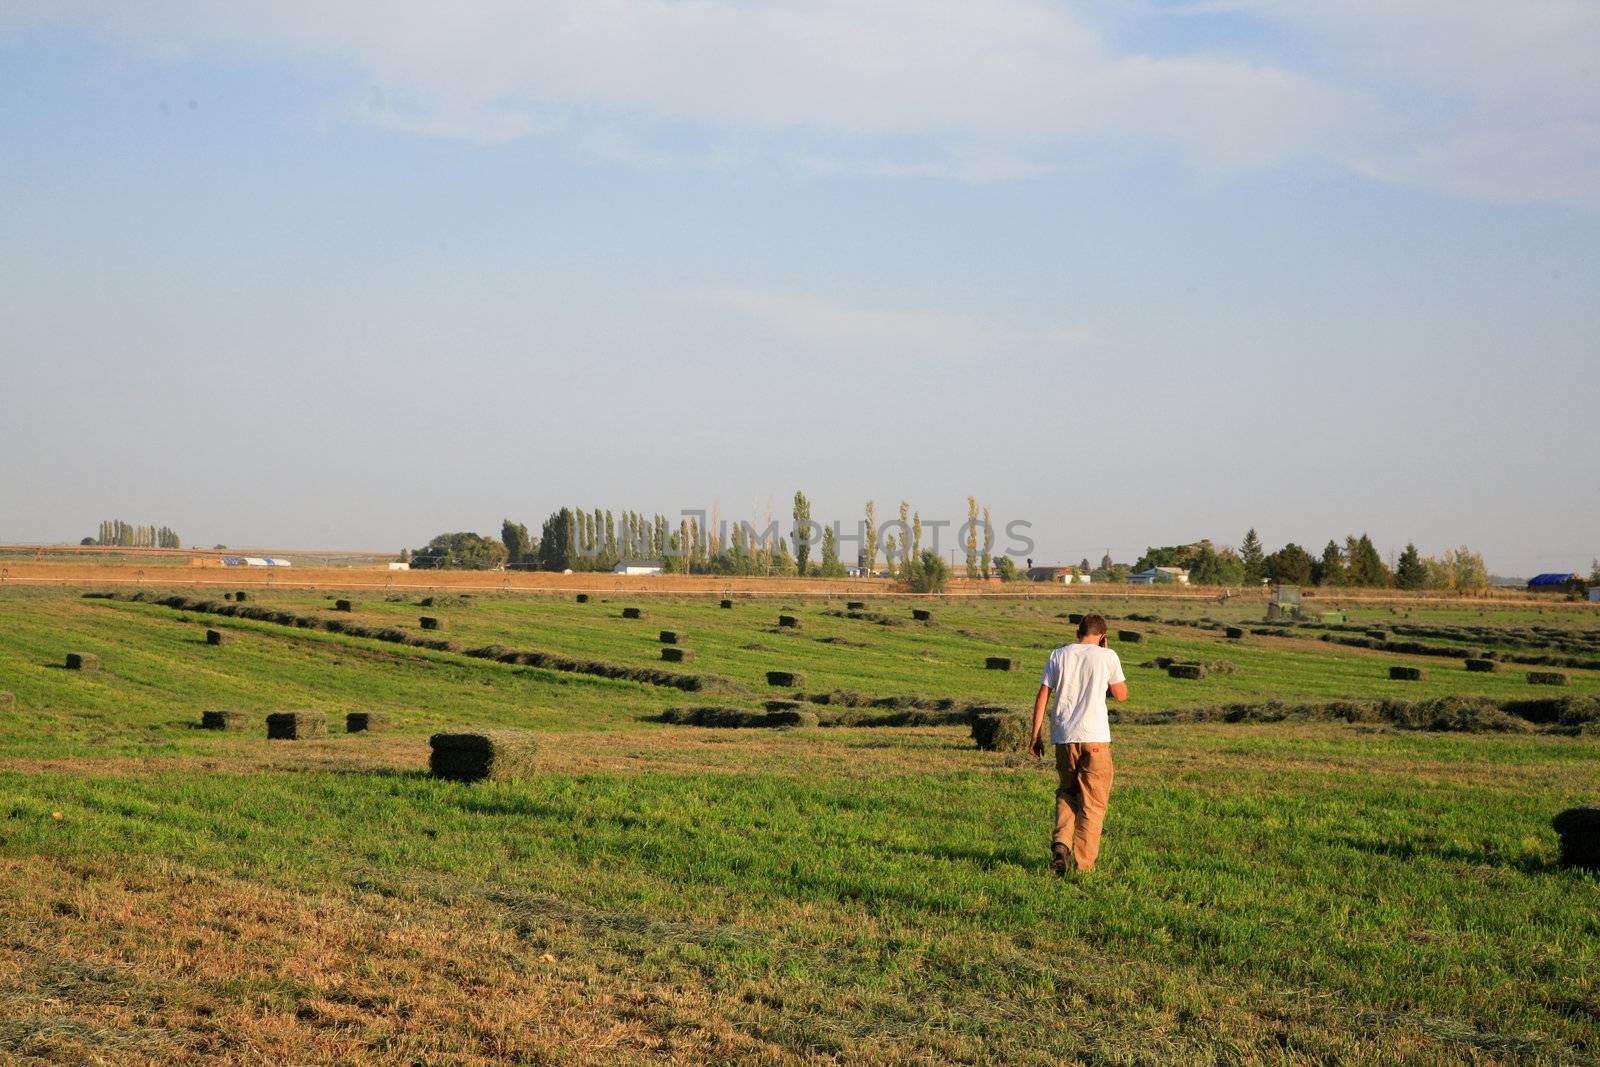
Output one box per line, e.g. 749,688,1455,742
7,0,1599,207
704,287,990,362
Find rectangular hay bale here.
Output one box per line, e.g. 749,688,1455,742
621,607,644,619
419,616,446,631
661,647,689,663
766,670,805,687
1225,627,1245,639
847,601,865,610
65,652,100,671
1168,664,1205,680
1117,631,1142,643
346,711,392,733
984,657,1014,671
719,599,734,609
335,599,354,612
912,609,932,621
659,630,681,644
205,629,227,646
576,594,589,603
429,730,540,782
1464,658,1499,673
266,711,327,739
1528,671,1569,687
777,615,801,628
201,709,250,731
1389,666,1426,681
234,591,247,601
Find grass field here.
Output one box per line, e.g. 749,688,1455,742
1,585,1596,1064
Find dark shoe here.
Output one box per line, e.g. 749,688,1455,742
1050,843,1069,874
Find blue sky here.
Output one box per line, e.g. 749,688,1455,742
1,2,1596,575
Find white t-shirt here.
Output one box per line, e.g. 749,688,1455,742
1039,643,1126,744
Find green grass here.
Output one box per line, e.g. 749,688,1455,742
0,585,1596,1064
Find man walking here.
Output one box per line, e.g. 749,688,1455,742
1030,613,1128,874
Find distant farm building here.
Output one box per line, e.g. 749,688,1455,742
1026,565,1073,583
388,562,410,571
613,560,664,576
221,556,291,567
1528,573,1580,593
1129,567,1189,586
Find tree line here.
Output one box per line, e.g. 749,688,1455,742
1134,530,1491,592
84,520,181,549
408,494,968,591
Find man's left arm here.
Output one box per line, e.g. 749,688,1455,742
1030,685,1050,758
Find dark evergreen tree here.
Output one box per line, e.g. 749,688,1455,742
1395,543,1427,590
1240,528,1265,582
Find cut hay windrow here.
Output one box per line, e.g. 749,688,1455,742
1168,664,1205,680
803,689,960,711
205,629,226,646
419,616,446,631
661,647,688,663
659,631,682,644
766,670,805,688
823,609,903,627
1465,658,1499,673
622,607,644,619
1389,666,1427,681
429,731,539,782
1367,630,1388,641
777,615,801,628
346,711,392,733
660,706,817,728
984,657,1014,671
1553,806,1600,870
266,711,326,740
201,709,250,731
65,652,99,671
1528,671,1569,687
335,599,354,612
1120,694,1600,734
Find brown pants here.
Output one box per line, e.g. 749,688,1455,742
1053,742,1114,871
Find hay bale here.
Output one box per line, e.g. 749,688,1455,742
1389,666,1426,681
346,711,392,733
576,594,589,604
0,692,13,712
235,591,247,602
1117,631,1142,643
419,596,435,607
1225,627,1245,639
223,592,234,601
1465,658,1499,673
419,616,446,631
1168,664,1205,680
429,731,540,782
659,630,682,644
912,609,932,621
766,670,805,687
205,629,227,646
777,615,801,628
719,599,734,609
266,711,327,740
335,599,354,612
971,710,1030,752
1068,613,1084,625
661,647,689,663
65,653,100,672
201,709,250,731
847,601,866,610
1528,671,1570,687
621,607,644,619
1553,806,1600,870
984,657,1015,671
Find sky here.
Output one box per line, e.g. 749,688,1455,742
1,2,1597,576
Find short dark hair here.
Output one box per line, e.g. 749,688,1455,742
1077,613,1107,638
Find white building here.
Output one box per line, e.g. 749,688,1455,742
612,560,663,576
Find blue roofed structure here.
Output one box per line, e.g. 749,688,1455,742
1527,572,1578,590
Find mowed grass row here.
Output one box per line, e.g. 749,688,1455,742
1,723,1596,1063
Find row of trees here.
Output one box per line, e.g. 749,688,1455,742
409,494,972,591
1134,531,1490,592
84,520,181,549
